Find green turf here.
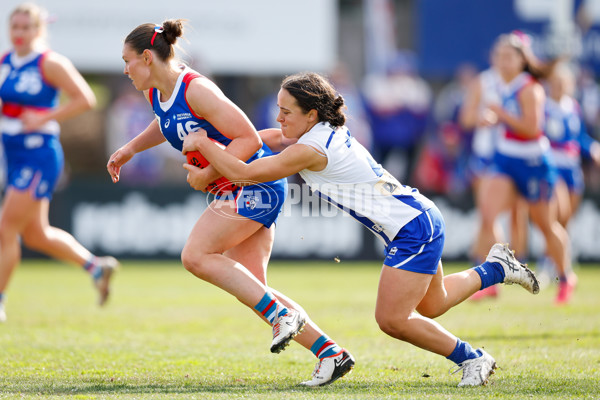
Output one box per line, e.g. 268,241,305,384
1,260,599,399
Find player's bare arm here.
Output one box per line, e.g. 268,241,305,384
259,128,298,152
184,77,261,183
489,84,544,138
189,132,326,184
20,52,96,132
459,78,482,129
107,118,166,182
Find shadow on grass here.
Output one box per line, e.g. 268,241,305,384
1,377,597,397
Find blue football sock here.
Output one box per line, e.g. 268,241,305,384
473,261,505,290
254,292,288,324
446,338,482,365
0,293,4,303
310,335,343,359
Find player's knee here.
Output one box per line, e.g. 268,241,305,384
181,247,210,279
375,312,410,340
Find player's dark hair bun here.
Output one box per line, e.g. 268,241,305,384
162,19,184,46
124,19,186,62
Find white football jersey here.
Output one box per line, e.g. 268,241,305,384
472,68,502,158
297,122,434,245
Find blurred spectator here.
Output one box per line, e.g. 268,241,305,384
414,63,478,196
575,65,600,138
254,63,372,149
253,91,279,131
330,63,373,149
361,50,432,185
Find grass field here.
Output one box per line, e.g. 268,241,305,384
1,260,599,400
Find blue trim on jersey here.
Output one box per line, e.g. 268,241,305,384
393,189,432,212
313,189,390,244
325,131,335,149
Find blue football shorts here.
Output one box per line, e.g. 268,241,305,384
213,178,287,228
383,205,445,275
2,133,64,200
492,151,557,202
557,166,584,195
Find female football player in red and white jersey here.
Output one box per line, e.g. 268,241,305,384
470,32,575,304
0,3,118,323
108,19,354,386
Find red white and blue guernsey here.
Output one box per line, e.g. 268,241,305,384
0,50,63,199
149,67,286,228
493,72,556,201
545,95,596,194
298,122,445,274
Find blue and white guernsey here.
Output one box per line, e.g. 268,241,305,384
297,122,434,245
545,95,592,168
472,68,502,160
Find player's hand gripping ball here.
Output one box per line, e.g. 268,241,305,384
186,140,238,194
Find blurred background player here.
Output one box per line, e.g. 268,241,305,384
107,20,354,386
459,39,530,300
538,63,600,287
0,3,118,323
185,72,541,387
471,32,576,304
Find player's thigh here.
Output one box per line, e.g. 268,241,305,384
417,260,446,307
224,225,275,284
569,192,582,216
478,175,517,219
0,189,43,234
554,179,571,223
376,265,433,322
528,198,557,233
185,199,264,255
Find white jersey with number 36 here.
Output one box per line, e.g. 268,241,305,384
297,122,434,245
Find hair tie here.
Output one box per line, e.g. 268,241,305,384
510,30,531,49
151,25,164,46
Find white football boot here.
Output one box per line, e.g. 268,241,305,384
454,349,497,387
300,349,355,387
486,243,540,294
93,256,119,306
270,307,306,353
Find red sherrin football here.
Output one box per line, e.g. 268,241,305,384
186,140,237,194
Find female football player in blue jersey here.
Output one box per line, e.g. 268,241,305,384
0,3,118,323
107,19,354,386
473,32,575,304
539,64,600,287
183,71,540,387
459,49,530,301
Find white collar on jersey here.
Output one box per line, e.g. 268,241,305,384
10,50,42,69
158,67,190,112
499,72,530,97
